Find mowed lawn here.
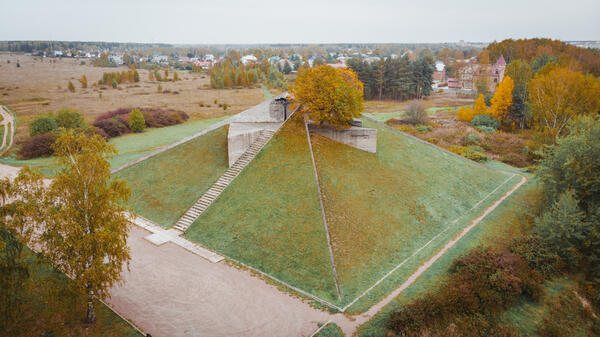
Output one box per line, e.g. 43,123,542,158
116,126,228,228
184,115,339,303
311,118,518,307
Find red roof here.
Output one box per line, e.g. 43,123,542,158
495,54,506,67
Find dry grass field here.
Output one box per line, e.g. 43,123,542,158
0,53,266,143
363,92,475,115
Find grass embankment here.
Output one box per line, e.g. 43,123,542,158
356,175,539,336
116,126,228,228
311,118,520,310
184,116,339,303
314,322,344,337
6,250,140,337
0,116,228,177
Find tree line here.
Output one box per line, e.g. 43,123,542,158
210,59,287,90
347,56,435,101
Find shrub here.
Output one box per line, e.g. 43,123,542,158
128,109,145,133
457,106,475,122
93,118,128,138
19,133,57,159
471,114,500,130
464,133,480,145
222,103,228,111
415,125,433,133
476,126,497,134
449,145,488,162
30,115,58,136
404,101,427,125
389,247,543,336
55,109,83,129
111,79,117,89
141,109,189,128
67,80,75,92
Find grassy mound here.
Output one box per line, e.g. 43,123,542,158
184,115,339,302
116,125,228,227
311,119,519,308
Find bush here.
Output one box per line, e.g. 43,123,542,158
55,109,83,129
449,145,488,162
415,125,433,133
404,101,427,125
93,118,128,138
476,126,497,134
128,109,145,133
30,115,58,136
67,81,75,92
19,133,57,159
464,133,480,145
388,247,543,336
141,109,189,127
471,114,500,130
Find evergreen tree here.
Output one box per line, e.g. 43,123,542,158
282,61,292,74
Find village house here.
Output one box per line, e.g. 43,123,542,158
432,61,446,87
472,54,506,92
241,54,257,65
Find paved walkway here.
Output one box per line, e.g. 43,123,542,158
107,226,330,337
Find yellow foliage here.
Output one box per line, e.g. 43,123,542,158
528,67,600,136
292,65,363,129
489,76,514,120
457,106,475,122
473,94,488,116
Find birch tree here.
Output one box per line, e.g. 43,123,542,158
40,130,131,323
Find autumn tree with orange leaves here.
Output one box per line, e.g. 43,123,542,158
292,65,364,129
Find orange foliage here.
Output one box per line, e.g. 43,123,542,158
292,65,363,129
489,76,514,120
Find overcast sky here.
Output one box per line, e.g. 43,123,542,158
1,0,598,44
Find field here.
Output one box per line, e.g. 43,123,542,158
183,115,339,302
0,53,265,144
115,126,229,228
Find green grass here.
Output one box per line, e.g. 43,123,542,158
356,176,540,336
502,278,574,336
0,116,229,177
6,250,140,337
260,83,274,100
184,116,339,303
311,118,519,309
116,126,229,228
314,322,344,337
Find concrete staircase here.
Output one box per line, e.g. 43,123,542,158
172,129,276,232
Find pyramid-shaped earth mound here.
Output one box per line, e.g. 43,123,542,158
121,114,520,308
